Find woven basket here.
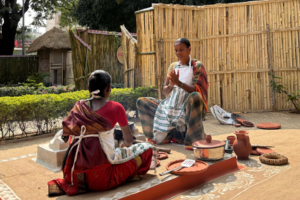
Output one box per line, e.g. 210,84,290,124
259,153,288,165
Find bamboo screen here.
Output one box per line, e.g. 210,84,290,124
121,25,137,88
136,10,157,88
136,0,300,112
69,30,123,90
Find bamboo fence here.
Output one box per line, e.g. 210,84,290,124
0,55,39,84
136,10,157,89
69,30,123,90
134,0,300,112
121,25,137,88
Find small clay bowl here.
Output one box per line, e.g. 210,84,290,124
234,123,241,127
227,136,236,146
234,130,249,135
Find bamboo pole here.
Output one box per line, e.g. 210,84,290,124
266,24,276,111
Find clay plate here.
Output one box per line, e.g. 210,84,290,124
251,144,274,148
165,159,209,175
257,148,275,154
157,152,168,160
256,123,281,129
156,159,160,166
251,148,261,155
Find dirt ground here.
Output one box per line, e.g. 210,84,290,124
0,112,300,200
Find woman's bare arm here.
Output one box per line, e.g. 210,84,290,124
162,76,174,96
120,124,133,147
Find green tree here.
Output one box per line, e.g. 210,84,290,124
74,0,252,32
15,25,38,41
56,0,78,28
0,0,70,55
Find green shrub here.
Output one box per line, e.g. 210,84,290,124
0,91,89,139
0,87,157,139
0,85,76,97
109,86,157,111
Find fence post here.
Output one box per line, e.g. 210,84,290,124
158,39,164,100
266,24,276,111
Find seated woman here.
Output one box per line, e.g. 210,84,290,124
48,70,153,196
137,38,208,148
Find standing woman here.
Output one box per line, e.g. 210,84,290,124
137,38,209,147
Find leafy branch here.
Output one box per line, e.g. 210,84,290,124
269,72,300,112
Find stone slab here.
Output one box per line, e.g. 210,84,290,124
35,143,67,172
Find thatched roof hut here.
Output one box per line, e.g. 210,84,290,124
27,27,73,86
27,27,71,53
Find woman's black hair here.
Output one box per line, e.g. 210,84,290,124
174,38,191,48
88,70,112,98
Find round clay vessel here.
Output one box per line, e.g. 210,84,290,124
234,123,241,127
227,136,236,146
233,131,252,160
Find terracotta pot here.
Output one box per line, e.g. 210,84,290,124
227,136,236,146
233,131,252,160
234,130,249,135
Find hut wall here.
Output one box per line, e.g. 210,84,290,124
37,49,50,73
49,49,68,86
136,1,300,112
70,31,123,90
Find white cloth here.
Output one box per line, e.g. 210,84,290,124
210,105,235,125
98,128,153,164
68,126,153,185
174,56,193,85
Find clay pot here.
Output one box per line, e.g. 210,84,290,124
227,136,236,146
233,131,252,160
234,130,249,135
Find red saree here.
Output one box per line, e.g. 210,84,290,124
192,60,209,111
48,100,152,196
